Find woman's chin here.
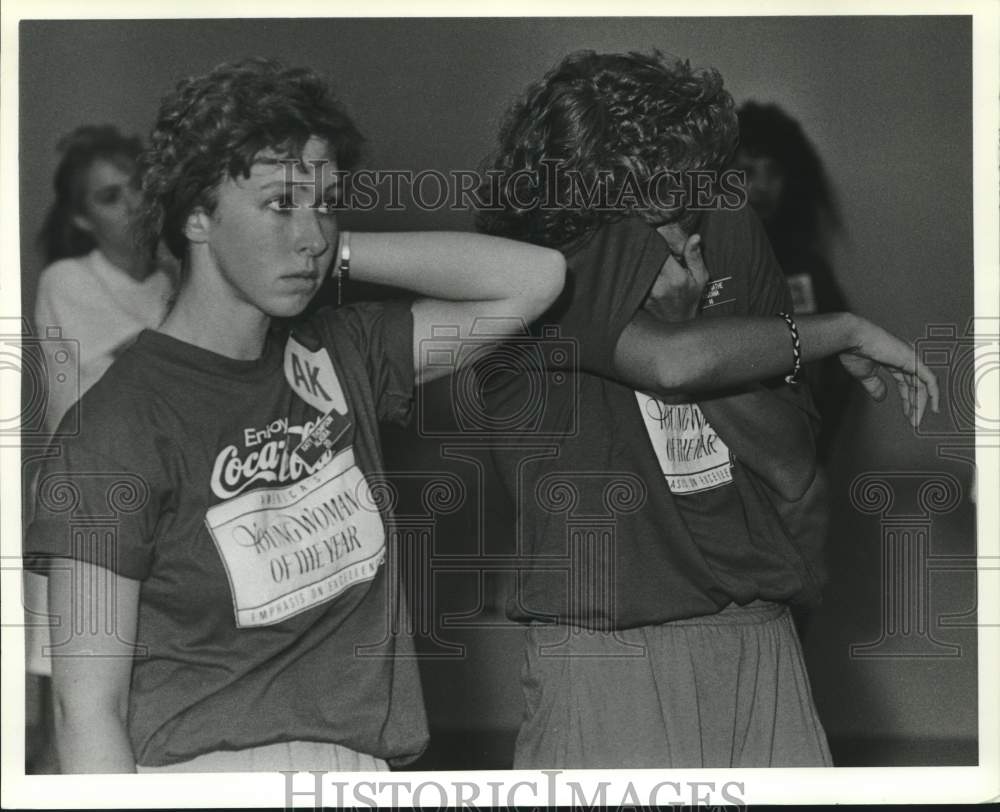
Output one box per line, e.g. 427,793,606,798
267,292,319,319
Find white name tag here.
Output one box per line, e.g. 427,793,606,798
205,448,385,627
635,394,733,494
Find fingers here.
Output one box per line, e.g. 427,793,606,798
893,338,939,416
915,355,940,414
890,369,914,423
892,370,930,429
859,371,888,402
852,330,941,426
889,342,938,427
654,254,692,299
838,352,886,402
683,234,709,288
914,375,929,427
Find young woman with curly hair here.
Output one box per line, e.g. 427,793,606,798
26,58,566,774
478,50,936,768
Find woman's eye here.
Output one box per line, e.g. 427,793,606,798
267,197,295,212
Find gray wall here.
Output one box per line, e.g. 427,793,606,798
19,16,976,763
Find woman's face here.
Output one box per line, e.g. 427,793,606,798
194,135,339,319
734,149,785,224
73,156,141,258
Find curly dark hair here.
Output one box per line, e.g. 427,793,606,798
736,101,840,256
38,125,144,264
476,50,738,250
138,58,365,263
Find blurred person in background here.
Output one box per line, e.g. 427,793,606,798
26,125,176,772
735,102,851,458
34,124,176,433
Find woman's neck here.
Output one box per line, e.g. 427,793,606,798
158,281,271,361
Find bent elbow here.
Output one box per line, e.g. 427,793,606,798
523,249,566,321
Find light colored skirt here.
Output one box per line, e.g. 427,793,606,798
514,600,833,769
136,740,388,772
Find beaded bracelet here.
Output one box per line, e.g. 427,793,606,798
777,311,801,384
336,230,351,306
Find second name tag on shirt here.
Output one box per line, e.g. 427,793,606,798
635,393,733,494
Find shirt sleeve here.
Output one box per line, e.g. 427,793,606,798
25,434,163,580
548,217,669,378
331,300,416,426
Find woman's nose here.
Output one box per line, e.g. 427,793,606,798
295,211,331,257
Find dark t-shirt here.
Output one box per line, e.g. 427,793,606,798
488,208,825,629
26,301,428,767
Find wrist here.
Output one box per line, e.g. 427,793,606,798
800,312,860,362
335,230,351,305
837,312,864,351
777,311,802,384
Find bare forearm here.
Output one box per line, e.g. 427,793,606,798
614,311,861,394
349,232,565,385
349,231,564,308
47,560,141,774
53,708,136,773
698,387,816,499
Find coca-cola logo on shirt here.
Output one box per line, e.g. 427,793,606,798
210,416,332,499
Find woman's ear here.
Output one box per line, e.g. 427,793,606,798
183,208,213,245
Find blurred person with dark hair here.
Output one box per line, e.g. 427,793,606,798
478,50,936,769
735,101,852,459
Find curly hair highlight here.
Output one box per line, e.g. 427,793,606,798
476,50,738,250
137,58,364,263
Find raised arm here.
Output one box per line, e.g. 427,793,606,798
347,232,565,385
613,310,938,428
549,216,935,429
48,559,140,773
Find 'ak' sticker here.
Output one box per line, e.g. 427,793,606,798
284,336,348,414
